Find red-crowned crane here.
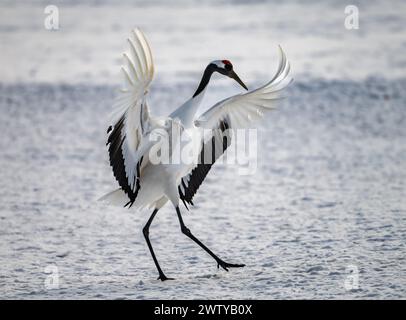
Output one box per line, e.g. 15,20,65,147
100,29,292,281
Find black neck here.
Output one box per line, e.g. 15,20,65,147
192,64,215,98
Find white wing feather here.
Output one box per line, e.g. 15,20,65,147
107,28,156,196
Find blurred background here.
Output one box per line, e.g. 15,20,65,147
0,0,405,299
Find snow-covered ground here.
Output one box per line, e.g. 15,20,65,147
0,0,405,299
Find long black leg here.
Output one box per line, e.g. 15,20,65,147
175,206,245,271
143,209,173,281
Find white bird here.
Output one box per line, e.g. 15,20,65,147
100,28,292,281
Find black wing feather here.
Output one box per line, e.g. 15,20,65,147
179,119,231,208
107,115,141,207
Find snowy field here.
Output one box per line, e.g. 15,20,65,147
0,0,405,299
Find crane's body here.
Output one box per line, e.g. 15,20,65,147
100,29,292,280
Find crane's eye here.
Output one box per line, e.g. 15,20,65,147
222,60,232,70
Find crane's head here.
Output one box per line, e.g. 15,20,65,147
209,60,248,90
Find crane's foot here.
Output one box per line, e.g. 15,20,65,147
157,273,175,281
217,260,245,272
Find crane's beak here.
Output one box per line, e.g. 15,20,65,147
229,70,248,90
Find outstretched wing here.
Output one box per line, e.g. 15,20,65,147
107,28,155,207
179,46,292,208
194,46,292,129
